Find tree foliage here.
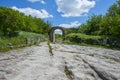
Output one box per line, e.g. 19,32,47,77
77,0,120,39
65,28,78,34
0,6,51,37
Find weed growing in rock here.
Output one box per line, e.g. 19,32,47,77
47,41,53,56
64,66,72,80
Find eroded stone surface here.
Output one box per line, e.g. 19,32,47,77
0,42,120,80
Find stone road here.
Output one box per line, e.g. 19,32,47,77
0,42,120,80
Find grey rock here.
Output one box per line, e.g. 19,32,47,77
0,42,120,80
25,37,31,44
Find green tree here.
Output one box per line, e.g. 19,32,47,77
0,7,25,36
77,0,120,39
0,6,52,36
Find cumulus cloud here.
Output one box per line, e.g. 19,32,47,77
55,0,96,17
28,0,46,4
55,21,81,34
54,29,62,34
59,21,81,28
11,6,53,18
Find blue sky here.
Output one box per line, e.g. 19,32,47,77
0,0,116,28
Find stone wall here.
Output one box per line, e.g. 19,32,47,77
68,37,120,48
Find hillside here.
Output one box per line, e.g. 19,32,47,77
0,7,51,51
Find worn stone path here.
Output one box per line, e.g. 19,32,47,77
0,42,120,80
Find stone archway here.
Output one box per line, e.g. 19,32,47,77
49,27,65,42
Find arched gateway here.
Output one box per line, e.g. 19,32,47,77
49,27,65,42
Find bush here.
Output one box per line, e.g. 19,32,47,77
66,33,120,48
66,33,102,43
0,31,45,52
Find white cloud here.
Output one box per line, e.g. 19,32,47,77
11,6,53,18
59,21,81,28
55,0,96,17
40,0,46,4
28,0,46,4
54,29,62,34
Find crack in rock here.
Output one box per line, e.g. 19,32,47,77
82,59,118,80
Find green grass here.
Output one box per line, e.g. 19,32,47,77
67,33,102,40
63,40,106,48
0,31,44,52
65,33,120,50
64,66,72,80
19,31,44,39
47,41,53,56
64,39,120,50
